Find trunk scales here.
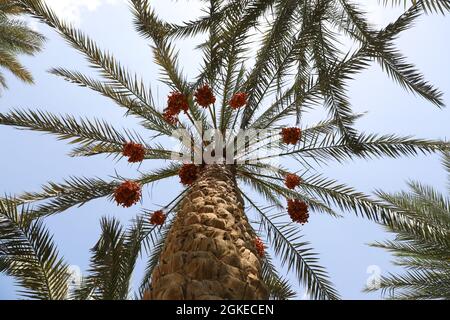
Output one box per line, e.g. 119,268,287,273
146,164,268,300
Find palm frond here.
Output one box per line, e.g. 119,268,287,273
362,1,444,106
242,194,340,300
379,0,450,15
244,162,392,222
375,188,450,246
15,177,119,218
238,166,339,217
261,251,297,300
75,216,125,300
241,0,303,128
0,108,139,146
0,108,177,160
365,269,450,300
0,15,44,54
12,164,181,218
0,198,69,300
368,158,450,299
129,0,210,130
0,48,33,83
137,216,173,299
48,68,174,135
17,0,167,130
284,132,449,164
0,4,44,89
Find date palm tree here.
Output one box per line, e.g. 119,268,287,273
366,153,450,300
0,0,45,92
0,0,448,300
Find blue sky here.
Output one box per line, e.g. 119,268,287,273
0,0,449,300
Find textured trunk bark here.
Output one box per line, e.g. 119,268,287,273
147,164,268,300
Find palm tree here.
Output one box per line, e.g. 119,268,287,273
365,154,450,300
0,0,45,92
0,0,448,300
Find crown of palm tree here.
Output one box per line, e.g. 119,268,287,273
0,0,448,300
0,0,45,91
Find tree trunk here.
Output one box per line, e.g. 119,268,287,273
146,164,268,300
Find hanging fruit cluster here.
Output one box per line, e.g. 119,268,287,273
194,84,216,108
163,111,179,125
285,173,302,189
150,210,166,225
179,164,199,186
167,91,190,113
122,142,146,163
281,127,302,145
114,181,142,208
162,88,249,125
229,92,248,109
287,199,309,225
254,237,265,257
163,91,189,124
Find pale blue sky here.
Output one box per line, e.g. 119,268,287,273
0,0,449,300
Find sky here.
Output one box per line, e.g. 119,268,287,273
0,0,449,300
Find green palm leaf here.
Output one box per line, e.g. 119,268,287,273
367,158,450,299
242,195,340,300
73,216,146,300
0,198,69,300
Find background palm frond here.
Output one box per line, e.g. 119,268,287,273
0,198,69,300
379,0,450,14
366,157,450,299
0,1,45,90
73,216,146,300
